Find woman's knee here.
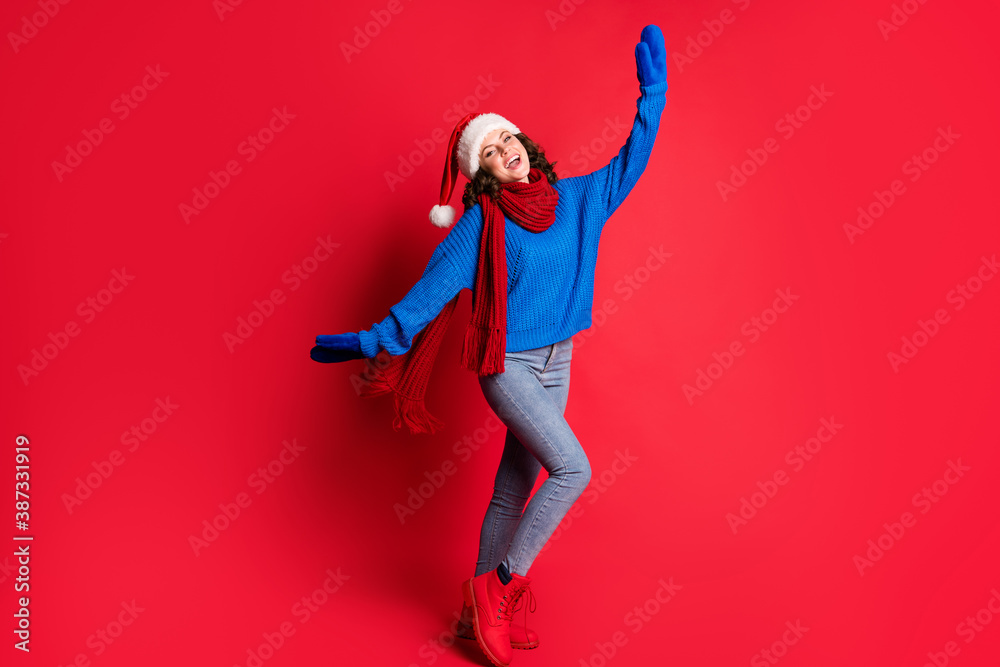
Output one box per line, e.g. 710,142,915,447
552,449,591,491
576,455,592,489
489,486,531,512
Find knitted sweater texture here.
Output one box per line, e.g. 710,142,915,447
358,80,668,359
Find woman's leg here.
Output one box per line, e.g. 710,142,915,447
474,339,574,576
476,337,588,577
474,426,544,577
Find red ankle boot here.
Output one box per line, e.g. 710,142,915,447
461,568,535,667
457,600,539,649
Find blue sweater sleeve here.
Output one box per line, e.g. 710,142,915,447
586,80,668,220
357,241,463,357
356,206,482,357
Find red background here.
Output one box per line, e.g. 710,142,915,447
2,0,999,665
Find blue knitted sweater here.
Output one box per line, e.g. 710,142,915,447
358,80,668,358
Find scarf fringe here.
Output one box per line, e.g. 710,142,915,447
356,355,393,398
390,394,445,435
463,324,505,375
356,354,445,435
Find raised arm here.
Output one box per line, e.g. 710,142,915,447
590,25,668,220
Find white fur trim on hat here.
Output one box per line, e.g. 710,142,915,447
429,204,456,229
457,113,521,181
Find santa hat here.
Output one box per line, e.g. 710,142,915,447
429,112,521,228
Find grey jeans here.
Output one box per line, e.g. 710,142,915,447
474,336,592,577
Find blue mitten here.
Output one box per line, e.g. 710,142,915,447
635,24,667,87
311,332,365,363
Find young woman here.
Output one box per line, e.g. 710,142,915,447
311,24,667,667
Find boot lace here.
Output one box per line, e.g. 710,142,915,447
499,582,537,630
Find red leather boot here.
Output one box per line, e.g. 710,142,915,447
461,567,534,667
457,599,539,649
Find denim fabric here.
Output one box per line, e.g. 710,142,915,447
474,336,592,577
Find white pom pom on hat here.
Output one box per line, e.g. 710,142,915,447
428,112,521,228
428,204,455,228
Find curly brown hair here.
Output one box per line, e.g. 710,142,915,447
461,133,559,211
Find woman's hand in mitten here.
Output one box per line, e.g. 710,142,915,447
635,24,667,87
310,332,365,363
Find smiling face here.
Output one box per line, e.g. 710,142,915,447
478,128,531,183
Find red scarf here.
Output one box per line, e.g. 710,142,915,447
357,167,559,434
